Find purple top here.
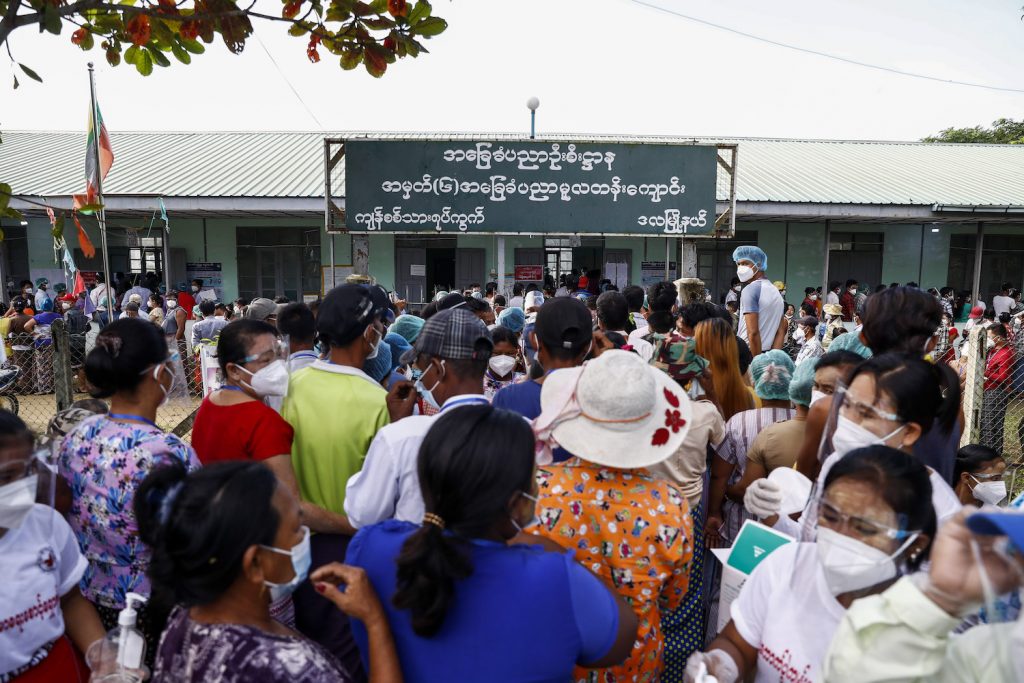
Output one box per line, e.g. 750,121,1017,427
57,414,198,608
153,607,353,683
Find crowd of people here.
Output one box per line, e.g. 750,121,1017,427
1,247,1023,682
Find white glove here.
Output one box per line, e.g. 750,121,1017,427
684,649,739,683
744,478,783,519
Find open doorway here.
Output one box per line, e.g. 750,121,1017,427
427,247,456,294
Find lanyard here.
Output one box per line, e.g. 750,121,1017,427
440,396,489,413
108,412,159,429
219,385,245,393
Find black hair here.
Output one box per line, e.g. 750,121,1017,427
799,302,817,317
191,278,203,287
622,285,645,312
832,328,848,339
983,309,996,321
512,283,524,296
445,357,490,382
845,279,858,288
489,326,519,348
730,276,741,287
998,313,1011,325
861,287,942,355
135,461,280,607
804,287,816,295
679,301,721,331
954,444,1002,481
875,285,887,294
493,295,507,307
989,323,1008,338
216,319,278,374
829,281,841,291
0,410,32,445
596,291,629,331
277,303,316,345
460,296,489,314
10,297,28,314
647,311,675,334
816,350,864,372
735,337,753,375
1001,281,1013,292
823,446,935,570
273,296,290,304
847,352,959,434
485,282,497,295
647,282,677,312
393,406,535,636
85,319,168,398
198,300,216,317
524,283,538,293
421,301,438,320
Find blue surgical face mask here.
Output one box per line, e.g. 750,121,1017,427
414,360,444,411
261,526,311,602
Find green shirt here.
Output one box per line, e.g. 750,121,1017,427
283,360,389,515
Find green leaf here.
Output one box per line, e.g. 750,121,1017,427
51,215,65,241
180,38,205,54
0,183,12,210
12,74,18,90
124,44,140,64
362,17,395,30
79,30,95,50
150,18,175,45
147,45,171,67
76,203,104,215
340,47,362,70
135,48,153,75
410,15,445,36
170,41,191,64
93,12,124,32
325,6,350,21
288,22,308,36
406,0,430,25
368,0,387,12
18,63,42,83
41,4,61,34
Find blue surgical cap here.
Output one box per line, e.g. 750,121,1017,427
827,330,873,359
383,333,411,372
732,245,767,270
751,350,795,401
362,341,393,383
497,306,526,334
389,314,425,344
789,358,816,407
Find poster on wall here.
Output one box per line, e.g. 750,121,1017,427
186,262,223,300
640,261,676,287
514,265,543,282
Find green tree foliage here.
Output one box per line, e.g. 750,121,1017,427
922,118,1024,144
0,0,446,81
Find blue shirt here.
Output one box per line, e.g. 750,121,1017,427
346,520,619,683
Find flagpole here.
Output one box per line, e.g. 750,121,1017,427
88,62,113,308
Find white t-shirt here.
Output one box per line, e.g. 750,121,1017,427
0,504,87,677
817,452,962,526
737,279,785,352
993,295,1014,317
731,542,845,683
826,291,841,306
509,296,524,309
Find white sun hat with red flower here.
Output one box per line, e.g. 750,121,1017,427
534,349,692,468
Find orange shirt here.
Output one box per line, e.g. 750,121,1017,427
530,459,693,683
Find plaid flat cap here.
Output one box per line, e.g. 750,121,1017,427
400,307,492,365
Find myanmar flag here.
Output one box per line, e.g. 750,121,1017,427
72,101,114,210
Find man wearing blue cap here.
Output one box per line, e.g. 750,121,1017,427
732,245,786,356
824,508,1024,681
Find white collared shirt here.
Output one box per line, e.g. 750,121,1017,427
344,393,489,528
288,350,319,374
609,329,654,362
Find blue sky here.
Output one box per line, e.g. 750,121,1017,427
4,0,1023,140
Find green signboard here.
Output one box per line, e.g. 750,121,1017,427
344,139,718,235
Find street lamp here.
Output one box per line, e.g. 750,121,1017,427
526,96,540,139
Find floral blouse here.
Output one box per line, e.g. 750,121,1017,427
58,414,198,609
530,459,693,683
483,370,525,402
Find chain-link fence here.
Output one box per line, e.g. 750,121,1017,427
960,323,1024,499
3,319,202,442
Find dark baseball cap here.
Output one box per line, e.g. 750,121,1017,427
797,315,819,328
317,283,390,347
535,297,592,353
400,307,492,365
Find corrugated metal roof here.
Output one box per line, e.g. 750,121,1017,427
2,130,1023,206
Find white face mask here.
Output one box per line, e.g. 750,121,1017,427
831,414,905,458
811,390,828,406
971,477,1007,506
488,354,517,377
166,300,178,310
809,294,818,301
24,288,33,295
0,474,37,529
732,285,742,292
736,265,755,283
987,338,997,350
816,526,917,595
364,326,383,360
191,286,200,293
793,328,806,343
240,359,290,398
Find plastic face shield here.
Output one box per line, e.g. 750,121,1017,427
0,440,58,534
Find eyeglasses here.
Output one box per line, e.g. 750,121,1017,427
840,391,900,424
971,471,1005,482
817,498,917,540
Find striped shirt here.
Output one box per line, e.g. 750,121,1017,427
714,407,794,543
